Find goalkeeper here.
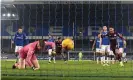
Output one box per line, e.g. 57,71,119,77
61,38,74,63
12,40,56,70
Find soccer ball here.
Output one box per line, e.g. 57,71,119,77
62,38,74,50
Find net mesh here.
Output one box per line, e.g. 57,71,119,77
1,1,133,79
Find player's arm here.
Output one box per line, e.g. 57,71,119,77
26,49,34,68
92,40,96,50
117,33,125,40
99,34,102,48
23,33,27,45
13,33,17,43
123,40,126,48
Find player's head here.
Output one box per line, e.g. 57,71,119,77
103,26,107,31
58,37,61,41
12,64,17,69
37,40,45,50
97,34,101,38
18,27,23,34
120,33,123,36
109,27,114,33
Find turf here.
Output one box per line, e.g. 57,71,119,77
1,60,133,80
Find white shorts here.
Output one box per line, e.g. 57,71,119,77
119,48,124,53
109,50,114,56
101,45,110,53
96,48,101,53
48,49,52,56
15,46,23,52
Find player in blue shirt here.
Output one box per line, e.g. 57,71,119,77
92,34,102,64
12,27,26,62
101,26,110,66
47,35,55,63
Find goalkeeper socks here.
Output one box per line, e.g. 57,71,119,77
53,57,56,63
49,56,51,62
106,57,109,64
102,56,105,63
100,56,103,64
96,57,99,64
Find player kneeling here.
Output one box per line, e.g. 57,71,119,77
92,34,102,64
12,40,56,70
61,38,74,63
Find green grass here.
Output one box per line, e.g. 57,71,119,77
1,60,133,80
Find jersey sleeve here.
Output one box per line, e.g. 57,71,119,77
26,48,34,67
116,32,125,40
23,33,26,40
45,41,56,50
23,33,27,45
13,33,17,42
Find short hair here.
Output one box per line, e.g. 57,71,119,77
103,26,107,28
12,64,16,69
58,37,61,40
39,39,45,48
97,33,100,36
18,27,22,29
109,26,114,29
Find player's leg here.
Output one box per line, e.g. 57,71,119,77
31,54,40,70
101,45,106,64
15,46,19,62
48,49,52,63
105,45,110,65
52,52,56,63
118,48,124,66
99,50,103,64
61,48,68,63
109,50,115,64
96,48,100,64
123,48,127,63
15,46,23,63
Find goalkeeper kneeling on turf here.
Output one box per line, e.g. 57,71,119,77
12,40,56,70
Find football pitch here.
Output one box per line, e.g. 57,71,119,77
1,60,133,80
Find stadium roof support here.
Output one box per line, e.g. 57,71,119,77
1,0,133,4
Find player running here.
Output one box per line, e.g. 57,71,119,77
55,37,62,55
47,35,55,63
101,27,125,66
12,40,55,70
101,26,110,66
92,34,102,64
12,27,27,62
61,38,74,63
